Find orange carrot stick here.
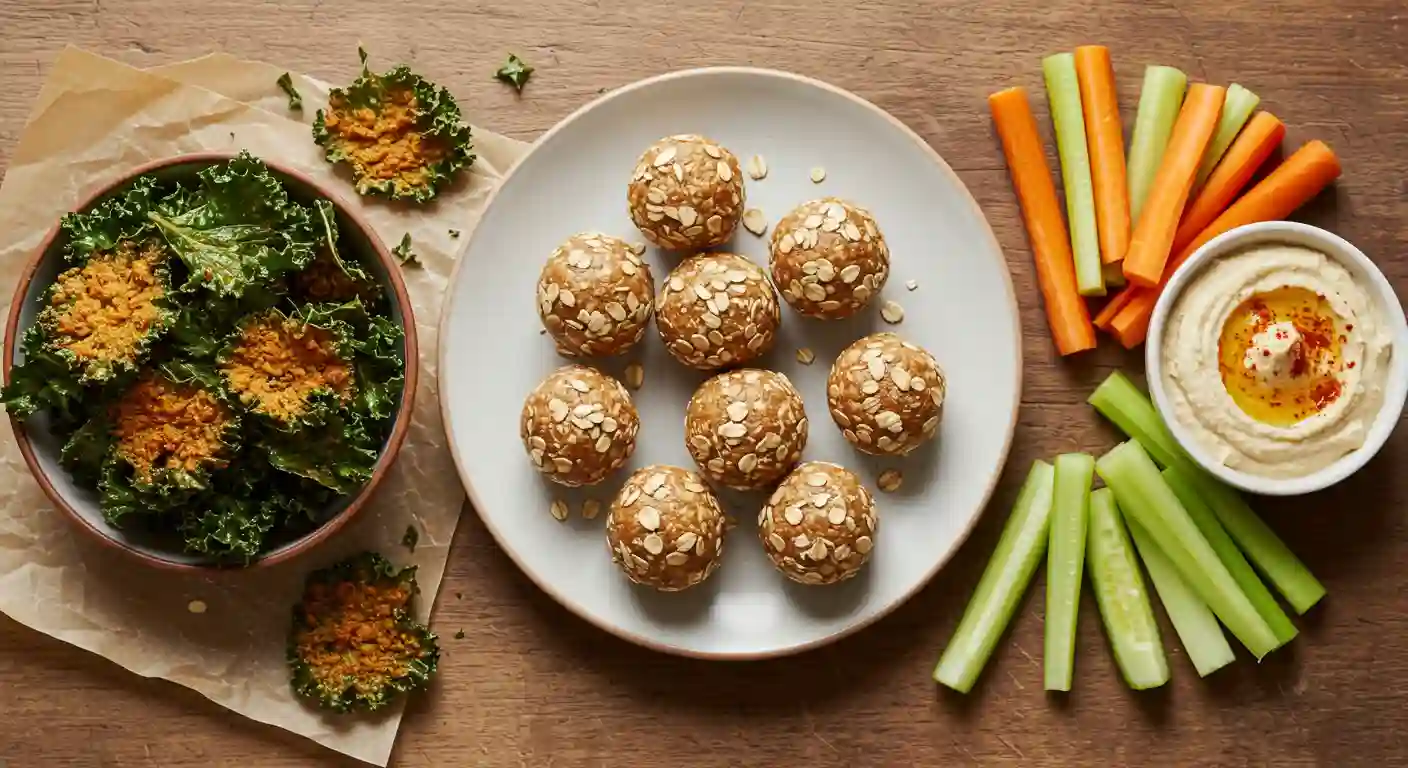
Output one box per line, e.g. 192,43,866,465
1173,111,1285,252
1093,288,1134,330
988,87,1097,356
1108,140,1342,348
1074,45,1129,266
1121,83,1225,287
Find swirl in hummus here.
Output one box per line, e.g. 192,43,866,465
1160,244,1392,478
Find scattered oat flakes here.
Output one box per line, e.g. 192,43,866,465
582,499,602,520
796,347,816,365
549,499,570,521
877,469,904,492
624,362,644,390
187,599,208,614
880,300,905,324
746,154,768,180
742,208,768,236
905,279,918,291
809,166,826,183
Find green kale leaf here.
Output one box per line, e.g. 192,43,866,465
494,54,534,93
59,176,161,263
312,49,474,203
276,72,304,112
148,151,318,298
392,233,420,268
313,199,373,285
180,493,277,564
2,324,86,420
59,413,113,485
264,414,379,495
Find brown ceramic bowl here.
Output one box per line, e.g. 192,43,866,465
2,153,418,571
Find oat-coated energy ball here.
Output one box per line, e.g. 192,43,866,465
827,332,947,456
535,232,654,357
757,461,878,585
769,198,890,320
520,365,639,487
656,252,781,371
627,134,745,251
684,369,808,491
606,465,728,592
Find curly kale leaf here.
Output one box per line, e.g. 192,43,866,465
60,413,113,485
276,72,304,112
263,414,379,495
313,199,373,285
59,175,161,263
312,49,474,202
148,151,318,298
288,551,439,713
2,324,85,420
180,492,277,564
291,297,406,426
494,54,534,93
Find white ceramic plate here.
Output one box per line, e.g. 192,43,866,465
439,67,1022,659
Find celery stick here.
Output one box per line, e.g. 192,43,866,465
1127,516,1235,677
1088,489,1169,689
1126,65,1187,222
1103,262,1126,288
1086,371,1326,613
1194,83,1261,189
1162,467,1297,646
1045,452,1094,691
1042,53,1105,297
1096,441,1280,659
934,461,1056,692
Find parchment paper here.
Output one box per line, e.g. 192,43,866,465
0,47,528,766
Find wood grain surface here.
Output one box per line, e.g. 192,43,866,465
1,1,1406,766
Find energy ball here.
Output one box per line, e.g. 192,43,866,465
536,232,655,357
656,252,781,371
627,134,745,251
606,465,727,592
684,369,808,491
520,365,639,487
769,198,890,320
827,332,946,456
757,461,878,585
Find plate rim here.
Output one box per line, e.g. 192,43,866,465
437,65,1024,660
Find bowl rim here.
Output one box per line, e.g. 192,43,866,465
1145,220,1408,496
2,151,420,571
435,65,1024,660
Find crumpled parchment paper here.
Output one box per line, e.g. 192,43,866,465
0,46,528,766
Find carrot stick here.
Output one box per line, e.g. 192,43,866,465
1174,111,1285,252
1122,83,1224,288
988,87,1098,356
1108,140,1342,348
1074,45,1130,267
1094,288,1134,330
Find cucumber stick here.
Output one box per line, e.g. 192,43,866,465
1042,53,1105,297
1045,453,1094,691
1096,441,1279,659
1126,66,1187,222
1127,516,1235,677
1088,489,1168,690
1086,371,1326,613
934,461,1057,693
1162,467,1297,646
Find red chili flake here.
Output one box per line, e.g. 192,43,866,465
1311,378,1343,410
1263,349,1272,357
1348,361,1357,369
1300,328,1331,349
1346,323,1355,332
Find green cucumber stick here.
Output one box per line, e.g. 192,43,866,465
1042,52,1105,297
934,461,1057,693
1162,467,1297,646
1086,371,1326,613
1194,84,1261,189
1127,66,1188,222
1088,489,1168,690
1096,441,1279,659
1126,515,1235,677
1045,452,1094,691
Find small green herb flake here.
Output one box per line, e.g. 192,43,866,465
448,229,460,239
495,54,534,93
402,524,419,552
454,629,465,639
393,233,421,268
276,72,304,111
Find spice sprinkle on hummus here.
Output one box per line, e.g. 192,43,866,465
1160,243,1392,478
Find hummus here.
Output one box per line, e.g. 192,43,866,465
1160,244,1392,478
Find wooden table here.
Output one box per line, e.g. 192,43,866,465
1,1,1405,765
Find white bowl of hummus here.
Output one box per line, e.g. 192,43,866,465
1146,221,1408,496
